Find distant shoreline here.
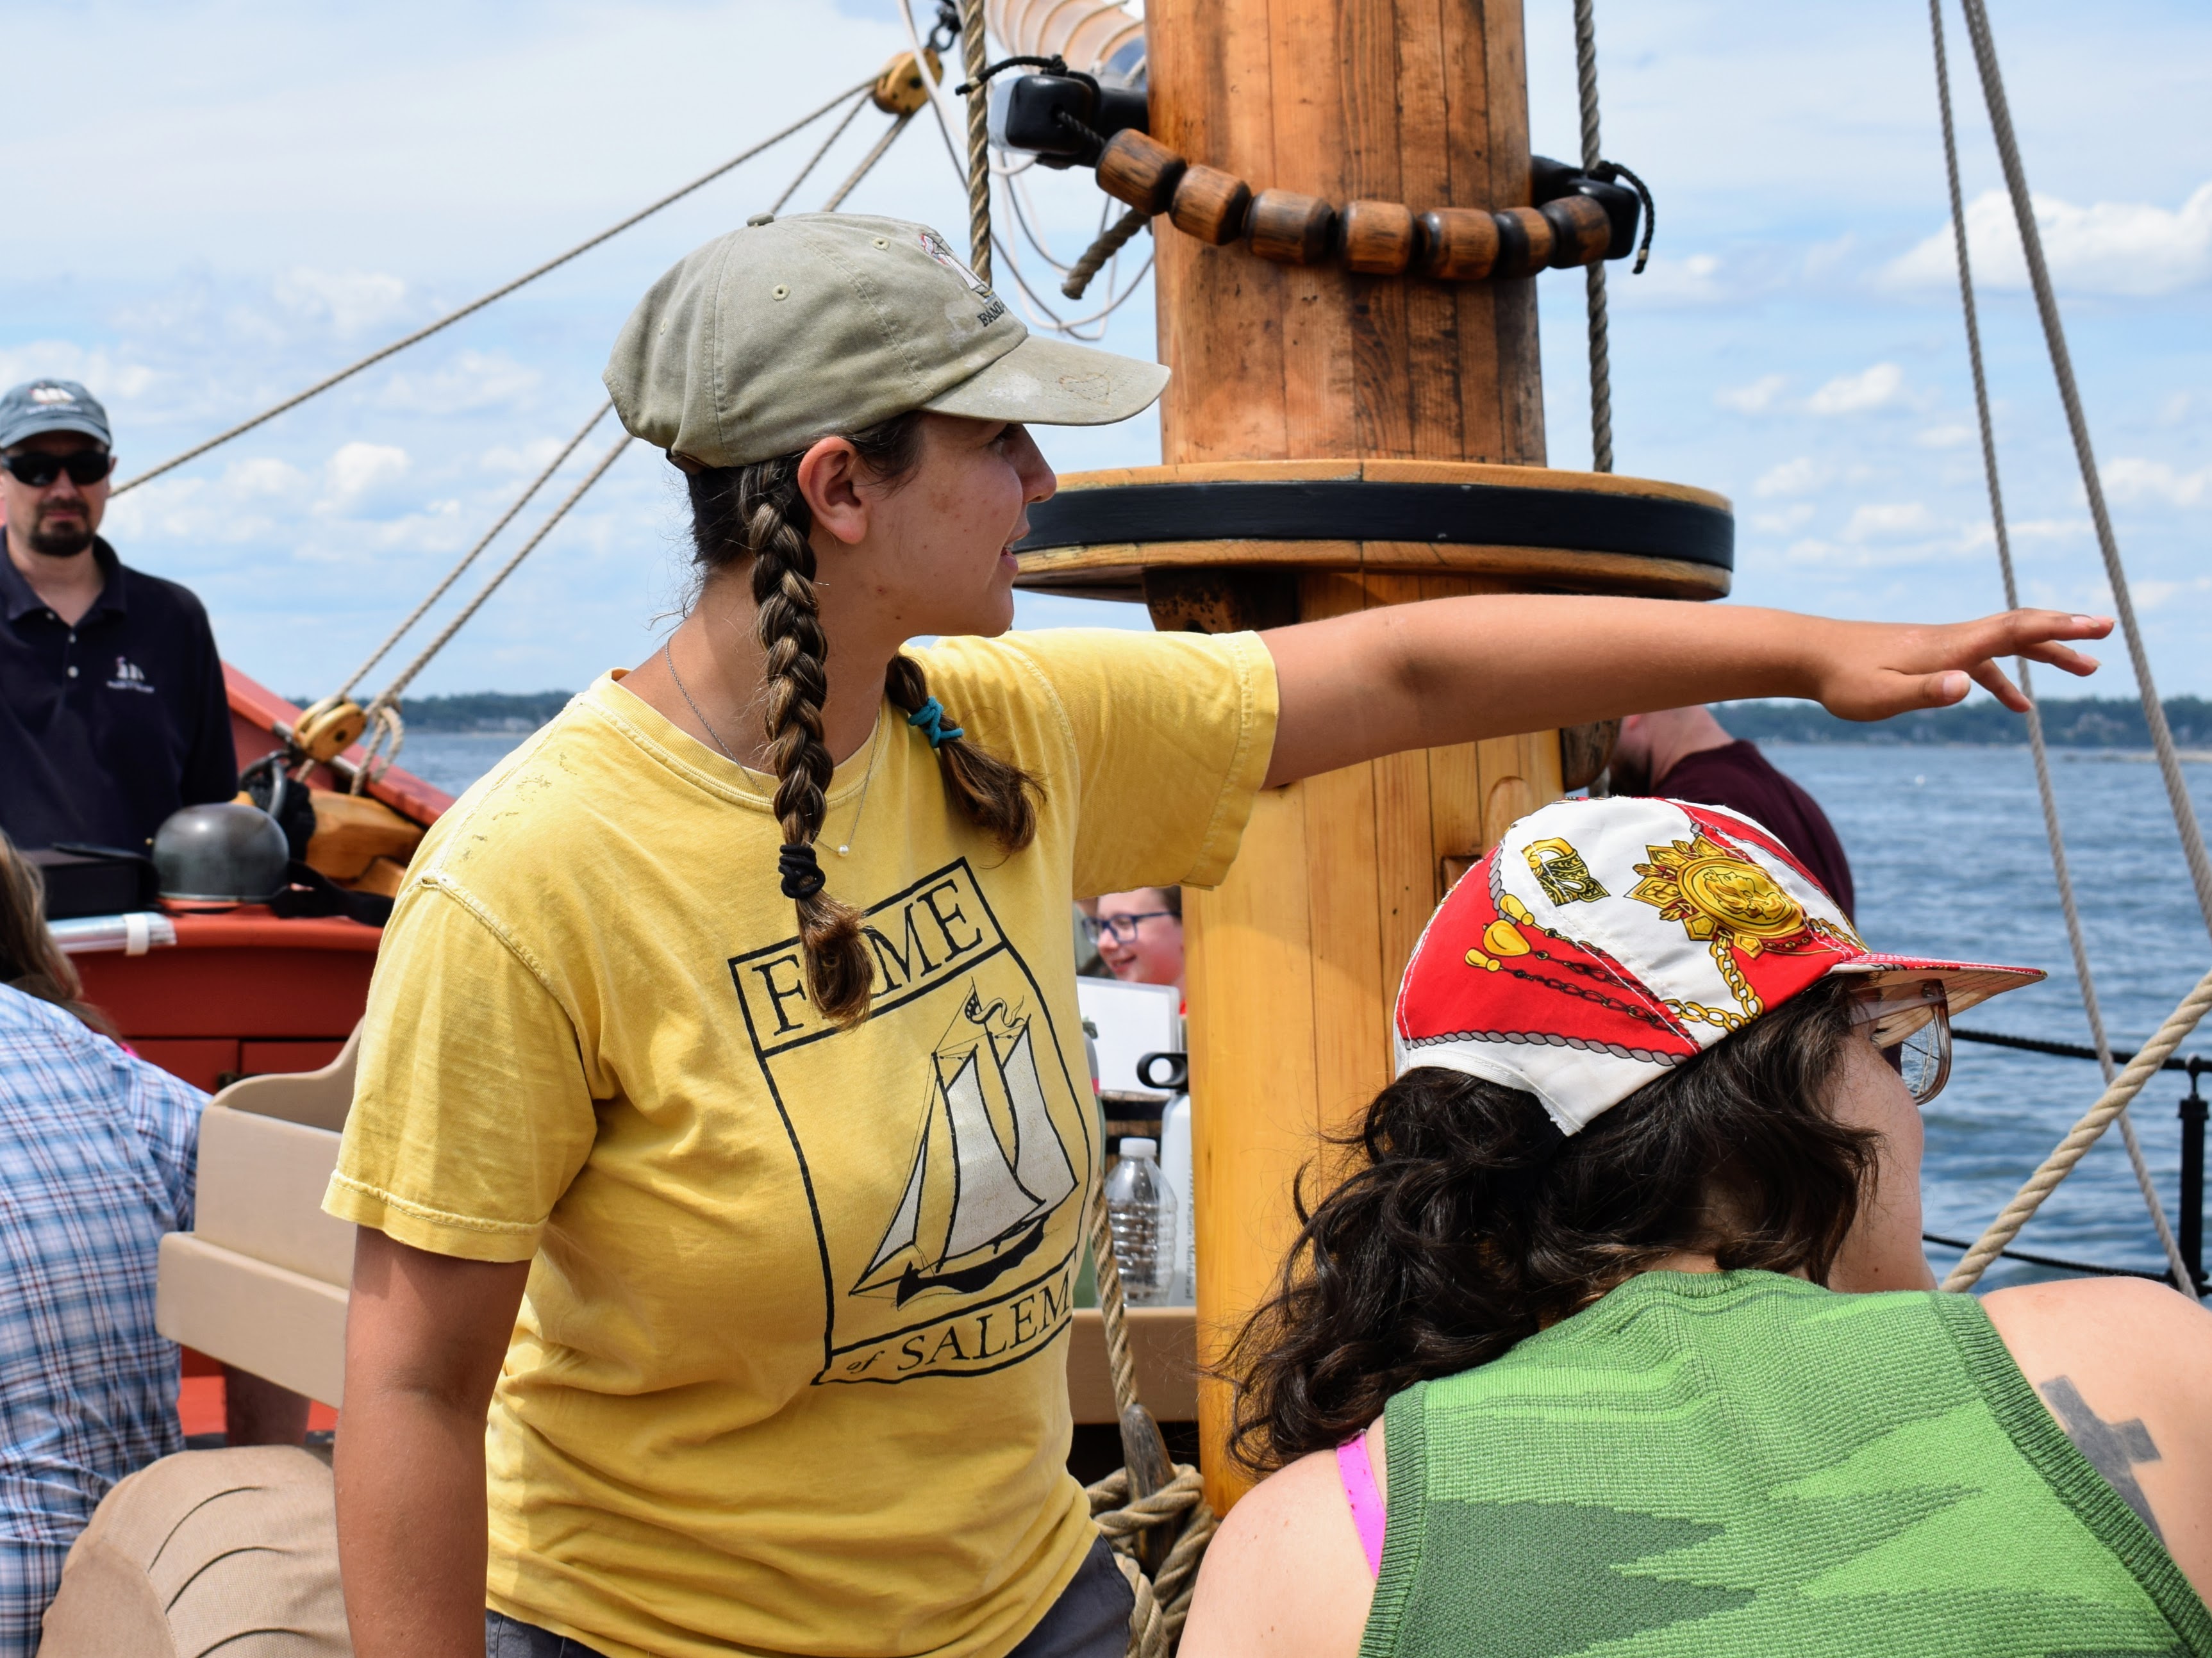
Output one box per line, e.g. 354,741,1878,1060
1715,696,2212,750
330,691,2212,749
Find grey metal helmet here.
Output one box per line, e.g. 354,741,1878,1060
152,803,292,904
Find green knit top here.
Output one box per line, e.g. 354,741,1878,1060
1361,1270,2212,1658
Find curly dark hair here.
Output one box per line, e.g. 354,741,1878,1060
1223,974,1874,1472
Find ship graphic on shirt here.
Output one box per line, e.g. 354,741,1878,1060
729,859,1092,1385
852,990,1080,1307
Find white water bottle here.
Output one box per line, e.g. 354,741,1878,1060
1106,1138,1178,1306
1160,1095,1195,1306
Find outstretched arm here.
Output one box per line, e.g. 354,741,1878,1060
1260,597,2109,788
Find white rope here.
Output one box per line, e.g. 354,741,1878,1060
1927,0,2195,1293
113,78,874,496
333,401,612,701
896,0,1153,336
1945,966,2212,1290
1955,0,2212,938
1572,0,1613,473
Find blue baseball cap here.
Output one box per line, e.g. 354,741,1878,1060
0,379,112,451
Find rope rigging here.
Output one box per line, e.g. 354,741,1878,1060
275,71,929,774
1927,0,2192,1295
1572,0,1613,474
113,78,877,497
344,432,634,788
1945,966,2212,1291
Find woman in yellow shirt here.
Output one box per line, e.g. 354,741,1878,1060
325,213,2109,1658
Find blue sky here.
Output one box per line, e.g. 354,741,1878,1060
3,0,2207,699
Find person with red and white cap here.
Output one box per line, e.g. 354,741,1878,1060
1183,795,2212,1658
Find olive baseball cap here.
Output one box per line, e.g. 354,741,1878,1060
604,213,1168,467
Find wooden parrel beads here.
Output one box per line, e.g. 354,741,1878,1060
1490,206,1554,280
1170,165,1252,245
1415,208,1500,281
1341,200,1416,274
1247,189,1336,265
1085,135,1618,281
1097,130,1188,217
1539,194,1613,268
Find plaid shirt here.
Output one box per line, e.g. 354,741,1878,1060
0,986,201,1655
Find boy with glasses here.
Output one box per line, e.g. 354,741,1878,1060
0,380,236,854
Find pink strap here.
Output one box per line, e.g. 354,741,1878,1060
1336,1430,1386,1579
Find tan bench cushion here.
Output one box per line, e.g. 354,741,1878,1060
39,1446,349,1657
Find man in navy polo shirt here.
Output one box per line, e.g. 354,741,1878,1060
0,380,236,852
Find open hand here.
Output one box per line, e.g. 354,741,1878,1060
1808,609,2111,722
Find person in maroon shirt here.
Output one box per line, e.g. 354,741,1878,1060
1606,705,1856,920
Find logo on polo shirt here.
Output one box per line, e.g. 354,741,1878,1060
106,656,155,693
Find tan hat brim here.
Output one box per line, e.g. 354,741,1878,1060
1825,954,2046,1044
919,333,1168,428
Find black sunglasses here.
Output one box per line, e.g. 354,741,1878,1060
3,450,114,488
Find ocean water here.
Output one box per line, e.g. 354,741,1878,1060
1763,743,2212,1290
398,731,2212,1289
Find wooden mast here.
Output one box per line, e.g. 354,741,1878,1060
1145,0,1565,1512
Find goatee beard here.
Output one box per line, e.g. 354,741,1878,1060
28,522,94,559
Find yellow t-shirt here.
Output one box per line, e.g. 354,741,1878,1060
325,629,1277,1658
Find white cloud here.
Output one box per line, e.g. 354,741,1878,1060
1882,183,2212,298
274,267,411,336
0,342,158,404
1753,457,1830,497
2103,458,2211,508
1750,504,1815,535
1843,501,1933,540
224,456,313,499
1917,424,1975,449
376,349,541,415
1807,362,1903,415
1626,251,1723,303
1715,374,1786,413
321,441,410,509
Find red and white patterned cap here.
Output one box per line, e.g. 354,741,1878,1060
1394,796,2043,1134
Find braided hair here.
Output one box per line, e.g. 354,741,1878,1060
686,412,1039,1025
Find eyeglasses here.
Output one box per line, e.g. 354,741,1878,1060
3,450,114,489
1083,910,1176,945
1848,979,1952,1106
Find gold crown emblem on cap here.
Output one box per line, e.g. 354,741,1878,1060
1629,834,1806,952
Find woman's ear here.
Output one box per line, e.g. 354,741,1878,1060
796,436,870,547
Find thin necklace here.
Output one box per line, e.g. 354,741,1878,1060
663,636,884,857
663,636,738,761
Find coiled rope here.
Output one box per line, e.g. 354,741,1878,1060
1945,965,2212,1290
1572,0,1613,474
1081,1179,1217,1655
112,78,874,497
1926,0,2194,1293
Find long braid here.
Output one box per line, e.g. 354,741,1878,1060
683,410,1042,1029
738,462,876,1023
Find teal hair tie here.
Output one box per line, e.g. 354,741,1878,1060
908,697,965,748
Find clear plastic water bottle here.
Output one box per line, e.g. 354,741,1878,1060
1106,1137,1178,1306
